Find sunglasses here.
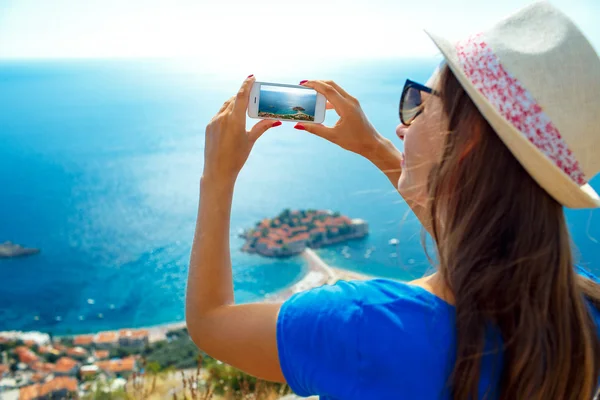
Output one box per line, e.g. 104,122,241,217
399,79,440,126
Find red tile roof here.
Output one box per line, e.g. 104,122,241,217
94,350,110,360
30,362,56,373
73,334,94,346
31,372,48,382
37,345,56,355
20,377,78,400
67,346,88,357
95,331,119,343
23,339,37,347
54,357,78,373
291,233,310,241
95,356,136,373
14,346,39,364
119,329,149,339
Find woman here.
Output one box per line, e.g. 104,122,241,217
186,2,600,399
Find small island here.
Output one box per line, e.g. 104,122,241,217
0,241,40,259
240,209,368,257
292,106,305,111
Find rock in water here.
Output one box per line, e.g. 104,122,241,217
0,241,40,258
292,106,305,111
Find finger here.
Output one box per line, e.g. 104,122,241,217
326,101,335,110
300,80,347,115
323,80,353,100
293,122,335,139
210,97,235,123
233,75,256,116
218,97,233,114
248,119,281,142
224,96,235,114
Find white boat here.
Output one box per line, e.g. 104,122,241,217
34,315,39,321
109,304,115,310
389,253,398,258
389,238,399,246
87,298,95,305
55,316,62,322
79,316,85,321
98,313,104,319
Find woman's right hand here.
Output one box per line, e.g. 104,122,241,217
294,80,384,158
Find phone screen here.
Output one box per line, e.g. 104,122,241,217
258,84,317,122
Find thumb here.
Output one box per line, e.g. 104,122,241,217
248,119,281,142
294,123,334,139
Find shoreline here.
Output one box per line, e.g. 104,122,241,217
19,250,372,340
264,248,372,302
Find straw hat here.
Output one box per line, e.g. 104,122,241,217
426,1,600,209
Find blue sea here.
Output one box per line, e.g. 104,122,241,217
1,58,598,335
259,86,317,116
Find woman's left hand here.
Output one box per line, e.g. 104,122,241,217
203,75,281,183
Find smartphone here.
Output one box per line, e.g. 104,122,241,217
248,82,326,124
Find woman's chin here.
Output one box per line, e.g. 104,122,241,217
398,174,427,207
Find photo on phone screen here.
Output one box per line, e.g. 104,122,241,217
258,84,317,122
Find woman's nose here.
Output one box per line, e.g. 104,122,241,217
396,123,408,141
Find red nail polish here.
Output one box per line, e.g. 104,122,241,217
247,74,254,78
299,80,308,85
294,124,306,130
272,121,282,127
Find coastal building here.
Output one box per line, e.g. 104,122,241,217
93,350,109,360
80,364,100,379
14,346,39,365
0,389,18,400
67,346,88,360
73,334,94,347
0,376,18,391
0,331,50,346
95,356,137,378
351,219,369,236
19,376,78,400
53,357,79,376
118,329,149,348
36,346,58,356
30,362,55,374
94,331,119,349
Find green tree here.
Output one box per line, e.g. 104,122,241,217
145,361,162,374
261,228,269,237
333,211,341,217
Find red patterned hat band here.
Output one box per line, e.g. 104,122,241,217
455,33,587,186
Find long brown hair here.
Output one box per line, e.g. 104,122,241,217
427,64,600,399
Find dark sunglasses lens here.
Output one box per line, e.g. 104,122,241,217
401,87,422,124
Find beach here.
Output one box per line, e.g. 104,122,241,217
264,248,372,302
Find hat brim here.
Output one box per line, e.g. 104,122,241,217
425,30,600,209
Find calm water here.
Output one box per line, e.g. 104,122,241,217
259,86,317,116
0,59,598,334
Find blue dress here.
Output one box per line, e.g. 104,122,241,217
276,269,600,399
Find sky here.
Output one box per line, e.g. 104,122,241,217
0,0,598,68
